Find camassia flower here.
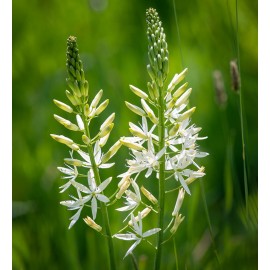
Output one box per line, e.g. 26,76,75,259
51,36,121,230
113,212,161,258
60,170,111,228
115,8,208,257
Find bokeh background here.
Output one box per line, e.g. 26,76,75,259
13,0,258,269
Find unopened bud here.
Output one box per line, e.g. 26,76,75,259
129,85,149,100
128,207,151,226
53,99,73,113
116,177,131,199
64,158,83,166
100,113,115,131
90,89,103,109
95,99,109,116
101,140,122,163
120,138,145,151
50,134,74,145
83,216,102,232
99,123,114,138
170,213,185,234
177,107,196,122
141,186,158,204
82,134,91,145
125,102,146,117
172,188,185,216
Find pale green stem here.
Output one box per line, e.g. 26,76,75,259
154,85,166,270
235,0,249,220
82,115,116,270
173,237,179,270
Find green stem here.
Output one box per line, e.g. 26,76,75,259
82,116,116,270
235,0,249,220
154,86,166,270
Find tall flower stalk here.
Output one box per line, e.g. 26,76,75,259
114,8,208,269
51,36,119,270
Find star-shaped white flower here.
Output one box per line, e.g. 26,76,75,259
122,137,165,178
58,164,78,193
113,212,161,258
77,141,114,169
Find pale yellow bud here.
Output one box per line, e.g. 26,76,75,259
172,188,185,216
82,134,91,145
99,123,114,138
95,99,109,116
170,214,185,234
125,102,146,117
64,158,83,166
141,186,158,204
100,113,115,131
101,140,122,163
128,207,151,226
53,99,73,113
129,85,149,100
174,88,192,108
172,82,189,99
120,138,145,151
83,216,102,232
168,68,188,92
177,107,196,122
169,123,180,137
50,134,74,146
116,177,131,199
90,89,103,109
141,99,158,124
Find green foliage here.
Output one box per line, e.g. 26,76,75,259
13,0,257,269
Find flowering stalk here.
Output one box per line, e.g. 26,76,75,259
114,8,208,269
51,36,118,270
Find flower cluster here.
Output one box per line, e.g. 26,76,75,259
51,36,121,229
114,8,208,257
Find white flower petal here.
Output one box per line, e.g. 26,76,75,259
177,173,191,195
98,177,112,192
142,228,161,238
96,194,110,203
91,197,97,220
124,239,142,258
113,233,138,241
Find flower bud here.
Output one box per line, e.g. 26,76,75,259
101,140,122,163
116,177,131,199
125,102,146,117
83,216,102,232
64,158,83,166
177,107,196,122
120,138,145,151
129,85,149,100
95,99,109,116
141,186,158,204
82,134,91,145
53,99,73,113
99,123,114,138
170,213,185,234
172,188,185,216
50,134,74,146
90,89,103,109
128,207,151,226
100,113,115,131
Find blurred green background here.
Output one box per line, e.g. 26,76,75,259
13,0,257,269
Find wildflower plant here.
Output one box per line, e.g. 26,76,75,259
51,36,119,269
113,8,208,269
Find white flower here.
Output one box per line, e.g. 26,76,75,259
77,141,114,169
116,180,141,220
60,169,111,227
113,212,161,258
58,164,78,193
122,137,165,178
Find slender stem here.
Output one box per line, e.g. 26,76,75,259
82,116,116,270
173,237,179,270
235,0,249,219
154,86,166,270
199,179,221,266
